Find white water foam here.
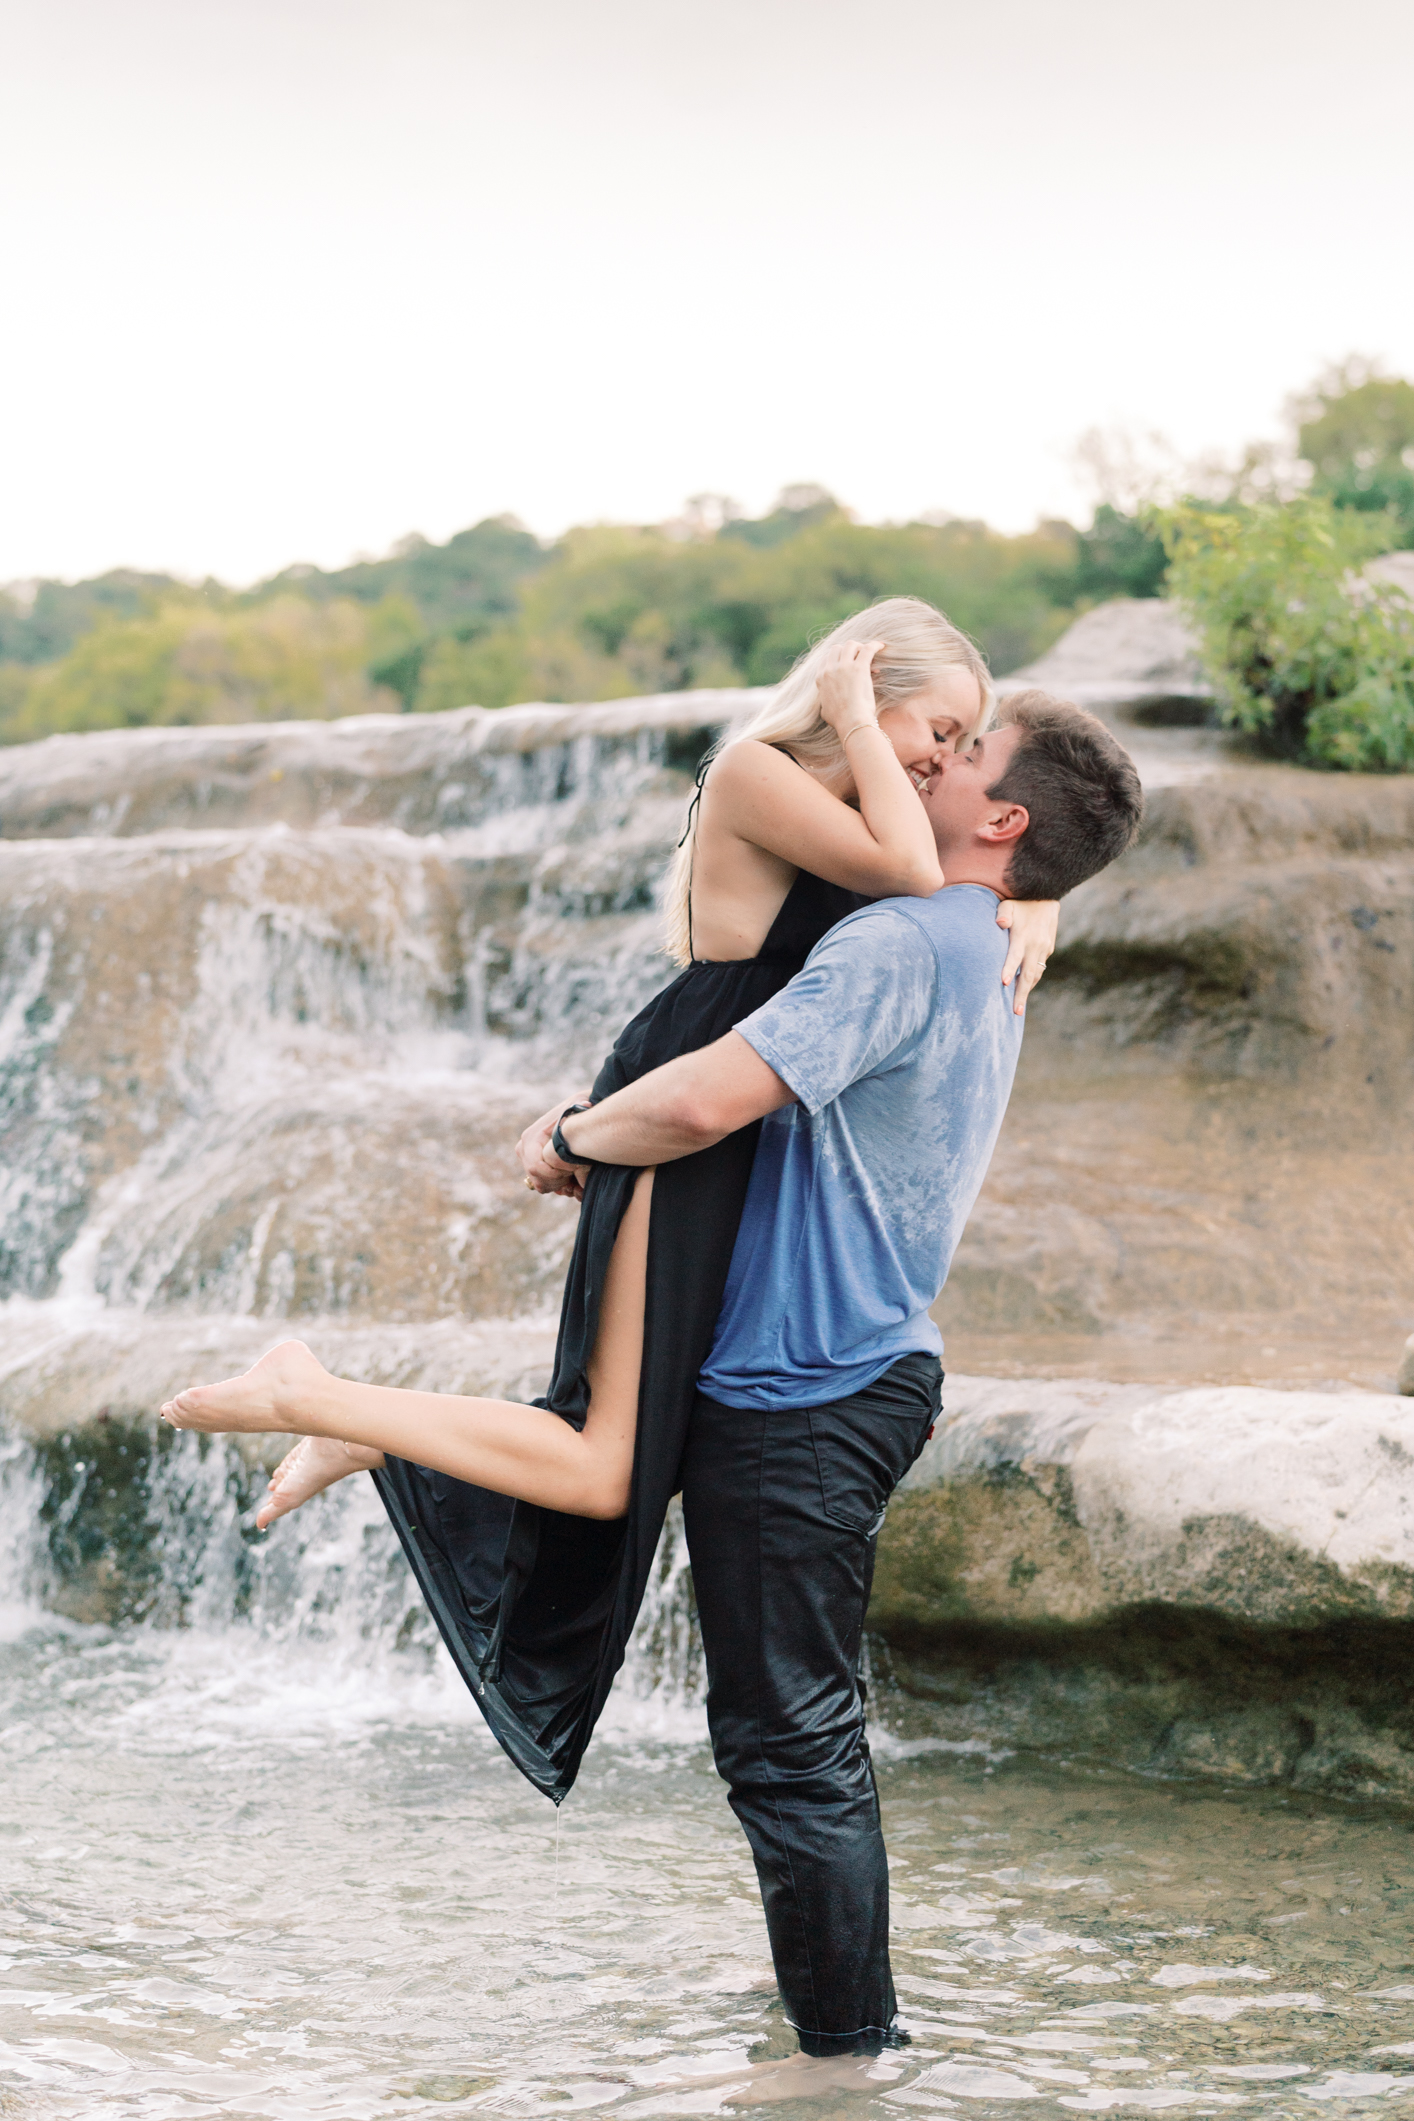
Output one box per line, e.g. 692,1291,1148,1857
0,1432,49,1636
0,1414,707,1759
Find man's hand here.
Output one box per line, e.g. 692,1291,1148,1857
517,1095,593,1200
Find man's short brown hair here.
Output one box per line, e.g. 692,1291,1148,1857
988,690,1144,899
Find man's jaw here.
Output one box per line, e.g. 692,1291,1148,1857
924,803,1009,889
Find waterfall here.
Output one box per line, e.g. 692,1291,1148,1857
0,1414,704,1736
0,694,735,1723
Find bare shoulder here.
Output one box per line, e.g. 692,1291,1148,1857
705,738,799,793
705,740,820,822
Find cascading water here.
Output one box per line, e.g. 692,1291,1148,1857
0,1407,701,1730
0,696,724,1703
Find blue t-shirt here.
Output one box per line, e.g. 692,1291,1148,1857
697,885,1024,1411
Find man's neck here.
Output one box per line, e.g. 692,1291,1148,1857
932,852,1010,898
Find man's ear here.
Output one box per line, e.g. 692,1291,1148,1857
977,801,1029,846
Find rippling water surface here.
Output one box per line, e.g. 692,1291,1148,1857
6,1554,1414,2121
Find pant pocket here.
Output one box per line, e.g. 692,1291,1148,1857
807,1363,941,1534
907,1381,944,1473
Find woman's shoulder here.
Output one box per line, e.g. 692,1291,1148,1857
705,738,800,795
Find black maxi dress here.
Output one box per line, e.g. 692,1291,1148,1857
372,865,867,1802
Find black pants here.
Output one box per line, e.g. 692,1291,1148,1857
680,1351,942,2057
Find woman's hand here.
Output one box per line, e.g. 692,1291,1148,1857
517,1095,593,1199
996,900,1059,1015
815,638,885,741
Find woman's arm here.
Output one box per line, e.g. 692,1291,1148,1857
709,640,944,898
996,898,1059,1014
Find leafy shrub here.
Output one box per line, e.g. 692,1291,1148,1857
1158,495,1414,770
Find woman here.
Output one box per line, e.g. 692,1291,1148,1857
162,597,1057,1799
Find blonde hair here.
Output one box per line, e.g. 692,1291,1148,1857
662,596,992,964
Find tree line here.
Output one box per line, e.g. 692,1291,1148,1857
1,361,1411,770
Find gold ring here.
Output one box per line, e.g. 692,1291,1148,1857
525,1177,536,1191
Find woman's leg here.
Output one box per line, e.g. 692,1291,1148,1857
163,1172,654,1525
580,1167,652,1482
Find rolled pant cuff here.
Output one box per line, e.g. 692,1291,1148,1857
794,2019,909,2059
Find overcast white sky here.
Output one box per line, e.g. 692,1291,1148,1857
3,0,1412,584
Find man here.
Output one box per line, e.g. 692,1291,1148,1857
525,691,1143,2063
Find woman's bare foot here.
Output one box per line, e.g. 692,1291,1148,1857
159,1339,329,1437
255,1436,385,1529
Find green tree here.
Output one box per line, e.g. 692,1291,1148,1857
1295,359,1414,544
254,515,548,633
3,594,407,741
0,568,186,666
1,493,1097,736
720,483,842,549
405,504,1080,712
1055,504,1169,603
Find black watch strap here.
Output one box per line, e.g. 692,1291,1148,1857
551,1102,595,1169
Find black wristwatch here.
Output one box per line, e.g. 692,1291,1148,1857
551,1102,595,1169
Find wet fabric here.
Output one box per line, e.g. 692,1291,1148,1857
371,866,867,1802
682,1351,943,2053
701,886,1025,1409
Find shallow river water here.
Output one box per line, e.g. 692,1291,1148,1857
6,1495,1414,2121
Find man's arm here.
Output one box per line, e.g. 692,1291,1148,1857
518,1032,794,1189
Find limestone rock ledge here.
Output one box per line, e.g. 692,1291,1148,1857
871,1376,1414,1803
884,1374,1414,1628
0,1309,560,1450
9,1322,1414,1801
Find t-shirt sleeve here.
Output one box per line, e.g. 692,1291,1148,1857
734,908,938,1115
